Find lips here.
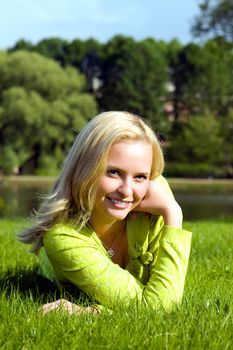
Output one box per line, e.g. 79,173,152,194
107,197,132,209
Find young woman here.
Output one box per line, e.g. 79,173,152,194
19,111,192,315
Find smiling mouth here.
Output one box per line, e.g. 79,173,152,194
107,197,132,208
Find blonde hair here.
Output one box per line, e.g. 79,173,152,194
19,111,164,252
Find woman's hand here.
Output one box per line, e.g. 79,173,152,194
41,299,99,315
135,180,183,228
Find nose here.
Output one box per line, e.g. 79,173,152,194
117,177,133,198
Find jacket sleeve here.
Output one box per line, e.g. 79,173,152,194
43,223,192,311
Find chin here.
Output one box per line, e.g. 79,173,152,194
105,208,130,221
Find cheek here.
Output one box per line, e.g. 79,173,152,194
94,179,107,200
97,177,116,194
135,182,149,200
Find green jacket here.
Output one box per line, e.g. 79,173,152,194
40,209,192,311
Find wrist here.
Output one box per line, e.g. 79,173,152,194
162,202,183,229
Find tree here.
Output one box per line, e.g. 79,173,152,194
33,37,69,66
29,38,103,94
99,36,169,133
0,50,86,101
167,40,233,122
0,86,49,173
65,38,103,94
167,114,225,177
8,39,33,52
0,51,97,175
192,0,233,42
220,109,233,176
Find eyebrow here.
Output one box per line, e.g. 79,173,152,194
107,165,150,176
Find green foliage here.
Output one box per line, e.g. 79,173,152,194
33,37,69,66
0,146,18,174
165,163,223,178
168,115,225,177
9,39,33,51
192,0,233,42
3,32,233,177
0,50,86,100
25,37,104,93
167,40,233,119
35,155,60,176
0,50,97,175
179,115,223,162
99,36,169,132
0,218,232,349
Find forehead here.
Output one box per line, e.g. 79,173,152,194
106,140,153,171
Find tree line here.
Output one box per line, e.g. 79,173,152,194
1,1,233,177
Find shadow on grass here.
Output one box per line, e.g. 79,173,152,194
0,267,60,302
0,267,91,305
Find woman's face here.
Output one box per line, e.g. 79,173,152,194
90,140,153,228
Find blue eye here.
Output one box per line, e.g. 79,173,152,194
135,175,148,181
107,169,119,176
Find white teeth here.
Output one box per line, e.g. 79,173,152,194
109,198,128,207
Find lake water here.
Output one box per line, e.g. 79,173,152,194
0,178,232,220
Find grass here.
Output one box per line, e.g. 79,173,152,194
0,218,232,349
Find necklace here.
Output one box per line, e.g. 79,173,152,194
101,224,125,258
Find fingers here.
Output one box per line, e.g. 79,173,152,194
41,299,83,315
42,300,61,315
40,299,100,316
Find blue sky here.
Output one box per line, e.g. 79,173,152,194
0,0,200,49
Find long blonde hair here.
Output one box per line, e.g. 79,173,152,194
19,111,164,253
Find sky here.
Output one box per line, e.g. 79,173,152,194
0,0,200,49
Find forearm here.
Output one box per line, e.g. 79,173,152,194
159,202,183,228
143,225,192,309
136,177,183,229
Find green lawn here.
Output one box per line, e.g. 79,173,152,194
0,218,232,349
